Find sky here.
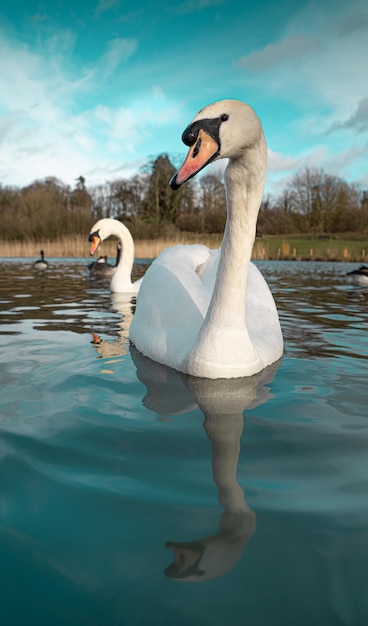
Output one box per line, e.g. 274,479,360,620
0,0,368,198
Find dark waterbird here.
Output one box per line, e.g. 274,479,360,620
33,249,48,271
347,264,368,286
88,243,122,278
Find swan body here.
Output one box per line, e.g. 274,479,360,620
88,218,143,293
347,264,368,286
130,99,283,379
33,249,48,271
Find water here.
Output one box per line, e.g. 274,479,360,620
0,258,367,626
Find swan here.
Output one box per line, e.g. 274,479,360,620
129,98,283,379
33,249,48,271
347,264,368,286
88,218,143,293
88,243,121,278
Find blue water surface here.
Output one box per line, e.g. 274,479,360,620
0,258,367,626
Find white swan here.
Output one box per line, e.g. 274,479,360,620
88,218,143,293
130,99,283,379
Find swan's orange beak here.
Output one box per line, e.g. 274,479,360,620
89,235,101,256
171,129,219,188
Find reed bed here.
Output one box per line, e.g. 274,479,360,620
0,235,222,260
0,234,367,262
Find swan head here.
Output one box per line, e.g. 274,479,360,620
170,99,264,189
88,218,115,255
89,222,103,256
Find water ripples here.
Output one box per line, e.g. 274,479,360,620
1,257,368,624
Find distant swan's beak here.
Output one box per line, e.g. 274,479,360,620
170,129,219,190
89,234,101,256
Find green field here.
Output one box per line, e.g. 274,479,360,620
252,235,368,262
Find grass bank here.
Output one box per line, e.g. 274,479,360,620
253,235,368,262
0,233,367,262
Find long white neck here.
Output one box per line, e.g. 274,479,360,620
184,134,267,378
107,221,135,292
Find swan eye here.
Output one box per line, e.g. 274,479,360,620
221,114,229,122
187,131,196,144
182,124,199,146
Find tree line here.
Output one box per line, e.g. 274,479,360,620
0,154,367,241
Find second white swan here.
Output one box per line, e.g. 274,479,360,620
88,218,143,294
130,99,283,379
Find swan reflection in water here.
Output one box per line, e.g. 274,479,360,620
92,310,280,582
91,293,136,362
131,347,280,582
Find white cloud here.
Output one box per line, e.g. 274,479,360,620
76,105,145,153
265,146,327,197
321,142,368,179
239,35,320,72
0,96,147,187
237,1,368,189
267,150,298,174
330,98,368,133
0,27,147,187
95,0,120,14
84,158,146,183
239,2,368,113
266,139,368,198
0,24,183,188
101,38,137,79
176,0,225,14
0,28,91,117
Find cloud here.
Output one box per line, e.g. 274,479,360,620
267,150,298,174
238,2,368,114
235,2,368,193
176,0,225,14
329,98,368,133
0,27,143,186
239,35,320,72
266,138,368,198
76,105,145,153
265,146,329,197
1,10,195,185
0,27,90,117
338,9,368,36
0,23,180,188
101,38,138,78
0,94,148,186
322,142,368,179
84,158,146,183
94,0,121,16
